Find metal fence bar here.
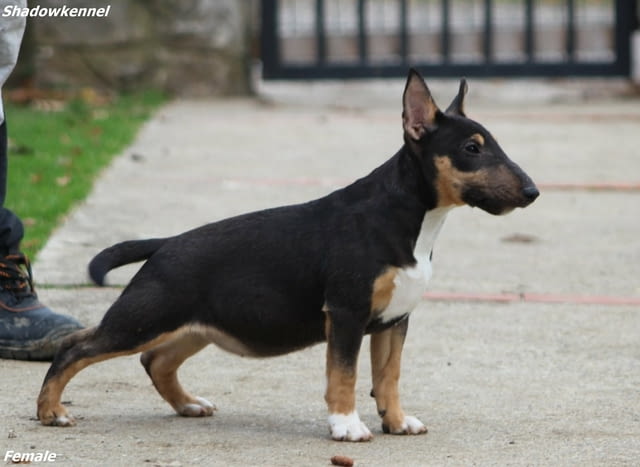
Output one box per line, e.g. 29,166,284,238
524,0,534,62
315,0,326,65
260,0,279,79
566,0,575,62
441,0,450,63
399,0,409,64
357,0,368,63
483,0,493,63
264,62,628,80
613,0,635,74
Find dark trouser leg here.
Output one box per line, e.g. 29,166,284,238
0,119,7,205
0,209,24,256
0,119,82,361
0,120,25,255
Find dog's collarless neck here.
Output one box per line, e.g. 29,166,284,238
400,144,438,211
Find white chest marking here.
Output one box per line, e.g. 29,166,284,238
377,207,452,323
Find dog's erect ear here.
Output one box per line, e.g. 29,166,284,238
402,68,440,140
445,78,468,117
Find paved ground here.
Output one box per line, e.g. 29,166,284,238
2,78,639,466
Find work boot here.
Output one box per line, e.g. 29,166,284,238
0,253,83,361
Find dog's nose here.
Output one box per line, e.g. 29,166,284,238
522,185,540,201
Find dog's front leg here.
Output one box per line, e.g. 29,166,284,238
324,308,372,442
370,317,427,435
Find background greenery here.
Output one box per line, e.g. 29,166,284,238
4,91,164,260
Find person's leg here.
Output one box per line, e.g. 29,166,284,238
0,120,24,251
0,120,83,361
0,11,83,361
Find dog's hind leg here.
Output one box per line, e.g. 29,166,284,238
140,328,215,417
37,288,187,426
370,317,427,435
37,327,99,426
37,327,180,426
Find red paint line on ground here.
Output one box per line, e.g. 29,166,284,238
423,291,640,306
537,182,640,192
522,293,640,306
220,176,346,187
423,291,520,303
218,177,640,192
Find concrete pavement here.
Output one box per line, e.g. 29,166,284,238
2,78,639,466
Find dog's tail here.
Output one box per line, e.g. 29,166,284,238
88,238,168,286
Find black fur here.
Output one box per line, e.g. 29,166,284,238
38,69,538,436
89,238,166,286
89,148,433,356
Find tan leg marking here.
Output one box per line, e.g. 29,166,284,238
140,327,215,417
324,314,357,415
324,312,372,441
370,323,427,435
325,361,357,415
370,327,404,430
37,329,184,426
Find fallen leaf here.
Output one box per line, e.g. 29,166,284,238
501,233,538,244
331,455,354,467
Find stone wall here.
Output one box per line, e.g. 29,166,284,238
29,0,252,96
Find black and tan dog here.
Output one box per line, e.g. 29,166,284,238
37,69,538,441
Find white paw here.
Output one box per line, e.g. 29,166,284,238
328,411,373,442
39,409,76,427
178,396,216,417
384,415,427,435
51,414,76,427
403,415,427,434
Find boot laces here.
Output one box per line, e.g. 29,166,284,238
0,253,36,299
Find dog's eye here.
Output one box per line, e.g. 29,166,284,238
464,142,480,155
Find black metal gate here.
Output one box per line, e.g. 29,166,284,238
261,0,637,79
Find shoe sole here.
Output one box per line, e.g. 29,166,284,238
0,324,83,361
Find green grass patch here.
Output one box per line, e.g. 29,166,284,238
4,91,165,259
